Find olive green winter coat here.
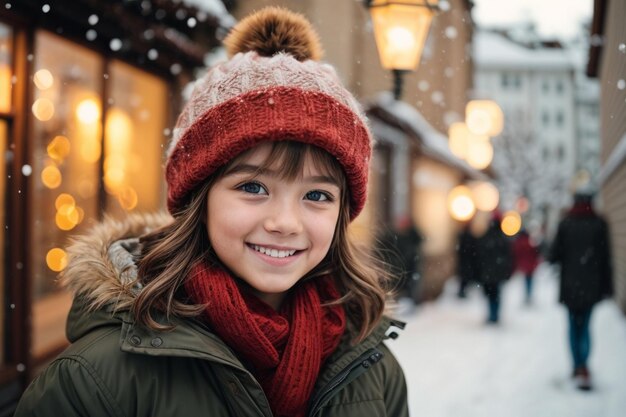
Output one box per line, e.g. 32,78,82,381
15,214,409,417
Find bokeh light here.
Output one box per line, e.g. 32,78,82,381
46,248,67,272
448,185,476,221
501,210,522,236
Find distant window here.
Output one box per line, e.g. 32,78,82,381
501,73,522,89
542,80,549,93
501,73,510,88
557,144,565,160
543,147,549,160
556,111,564,126
555,81,564,94
542,111,550,126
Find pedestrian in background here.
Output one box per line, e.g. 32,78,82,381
475,211,514,324
456,223,479,298
16,8,408,416
512,228,542,304
376,215,423,305
549,190,613,391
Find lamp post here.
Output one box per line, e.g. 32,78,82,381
365,0,438,100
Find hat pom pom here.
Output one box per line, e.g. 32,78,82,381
223,6,323,62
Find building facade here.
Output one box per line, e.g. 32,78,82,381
588,0,626,315
472,29,599,236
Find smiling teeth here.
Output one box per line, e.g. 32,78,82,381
253,245,297,258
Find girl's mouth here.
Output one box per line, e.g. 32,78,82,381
250,244,299,259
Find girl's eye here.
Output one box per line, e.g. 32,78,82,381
305,190,332,202
239,182,267,195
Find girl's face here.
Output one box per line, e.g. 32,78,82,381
206,143,342,309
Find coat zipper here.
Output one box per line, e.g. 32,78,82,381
307,347,384,416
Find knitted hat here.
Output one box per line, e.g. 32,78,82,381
166,7,372,219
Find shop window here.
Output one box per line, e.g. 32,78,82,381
28,31,169,359
0,22,12,366
29,32,103,357
104,60,167,215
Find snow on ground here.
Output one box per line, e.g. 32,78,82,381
387,263,626,417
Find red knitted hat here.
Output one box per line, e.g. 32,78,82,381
166,7,372,219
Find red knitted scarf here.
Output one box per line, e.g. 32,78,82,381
185,262,346,417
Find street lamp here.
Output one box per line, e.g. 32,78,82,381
366,0,439,100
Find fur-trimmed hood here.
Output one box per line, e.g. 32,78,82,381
60,212,173,312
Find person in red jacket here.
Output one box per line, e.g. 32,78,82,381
512,229,542,304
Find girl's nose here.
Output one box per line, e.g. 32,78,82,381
263,200,303,235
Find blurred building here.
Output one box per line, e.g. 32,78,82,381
587,0,626,314
472,28,599,237
0,0,233,412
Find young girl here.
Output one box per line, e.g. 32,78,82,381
16,7,408,417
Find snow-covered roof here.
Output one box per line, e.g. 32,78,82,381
367,93,489,181
473,31,576,71
181,0,236,29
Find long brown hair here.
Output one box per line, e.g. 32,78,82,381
134,141,392,343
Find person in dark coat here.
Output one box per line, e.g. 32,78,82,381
456,224,478,298
512,229,542,304
475,212,514,324
549,191,613,391
376,216,423,304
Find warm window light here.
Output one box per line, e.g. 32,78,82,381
0,63,11,112
32,98,55,121
105,108,133,149
501,211,522,236
34,69,54,90
368,0,437,70
46,248,67,272
448,185,476,221
465,100,504,136
117,186,138,211
76,98,101,124
470,181,499,212
80,138,101,163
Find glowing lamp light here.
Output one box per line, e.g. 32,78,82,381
448,185,476,221
465,100,504,136
41,165,62,189
46,248,67,272
368,0,437,71
32,98,55,121
470,182,500,212
55,209,78,231
76,98,101,124
501,210,522,236
448,122,490,162
34,69,54,90
55,193,75,210
466,138,494,170
47,135,71,162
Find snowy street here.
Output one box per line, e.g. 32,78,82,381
388,264,626,417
